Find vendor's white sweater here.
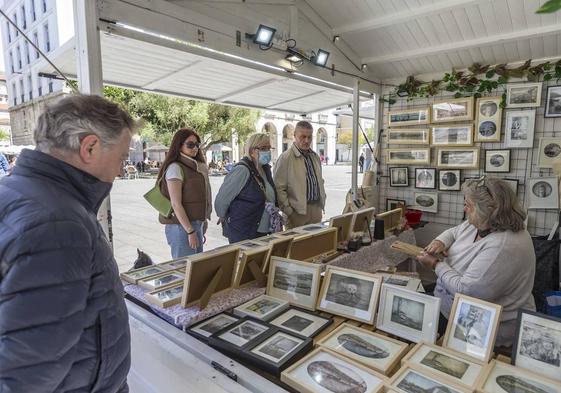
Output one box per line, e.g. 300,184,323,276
434,220,536,347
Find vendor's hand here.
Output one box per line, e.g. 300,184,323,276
425,240,447,256
416,251,440,270
217,217,224,225
203,220,208,234
188,232,199,249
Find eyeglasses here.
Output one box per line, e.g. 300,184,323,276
184,141,201,149
254,146,274,151
474,176,494,199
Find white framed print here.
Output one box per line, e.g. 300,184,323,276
506,82,542,108
390,167,409,187
476,360,561,393
430,125,473,146
269,308,332,338
484,149,511,173
413,192,438,213
436,148,479,169
475,97,502,142
545,85,561,117
505,109,536,148
233,294,289,320
538,138,561,168
415,168,436,189
438,170,461,191
527,177,559,210
376,284,441,343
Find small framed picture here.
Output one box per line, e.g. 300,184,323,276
438,170,461,191
281,347,386,393
538,137,561,168
158,258,188,270
484,149,511,173
502,178,519,195
269,307,332,338
388,108,430,127
248,330,312,375
430,125,473,146
415,168,436,189
476,360,561,393
386,198,406,212
475,97,502,142
144,283,184,308
120,264,170,284
379,273,422,291
137,270,184,291
317,266,382,324
390,167,409,187
413,191,438,213
213,317,271,348
376,284,441,343
436,148,479,169
512,309,561,381
527,177,559,210
389,365,472,393
387,148,430,165
234,246,271,288
233,294,289,321
506,82,542,108
442,294,502,363
387,128,430,145
186,312,240,341
545,86,561,117
505,109,536,148
431,97,474,123
316,322,409,375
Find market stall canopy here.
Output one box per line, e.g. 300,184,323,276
145,144,169,152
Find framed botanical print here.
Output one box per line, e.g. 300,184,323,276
386,148,430,165
476,360,561,393
438,170,461,191
386,198,406,212
233,294,289,320
269,307,332,338
387,128,430,145
430,125,473,146
431,97,474,123
506,82,542,108
475,97,502,142
538,137,561,168
389,365,472,393
545,86,561,117
415,168,436,189
512,309,561,381
505,109,536,148
442,293,502,363
388,108,430,127
527,177,559,209
390,167,409,187
436,148,479,169
484,149,511,173
413,191,438,213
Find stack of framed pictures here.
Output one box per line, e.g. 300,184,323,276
137,270,184,291
476,360,561,393
234,294,289,321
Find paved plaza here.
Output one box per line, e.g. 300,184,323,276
111,165,364,271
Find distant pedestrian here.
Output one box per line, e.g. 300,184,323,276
359,153,365,173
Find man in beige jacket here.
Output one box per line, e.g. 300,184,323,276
274,121,326,228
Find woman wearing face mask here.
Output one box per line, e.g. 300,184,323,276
157,128,212,258
215,133,281,243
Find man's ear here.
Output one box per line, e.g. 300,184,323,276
79,134,100,163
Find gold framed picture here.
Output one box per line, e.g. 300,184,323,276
436,147,479,169
430,125,473,146
329,212,355,245
386,148,430,165
475,97,502,142
234,245,271,288
120,264,170,284
288,227,338,261
476,360,561,393
389,364,472,393
145,283,184,308
387,128,430,145
137,270,185,291
431,97,474,123
388,108,430,127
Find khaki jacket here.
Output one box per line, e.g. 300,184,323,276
273,144,326,216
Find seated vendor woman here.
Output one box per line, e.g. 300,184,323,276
417,177,535,348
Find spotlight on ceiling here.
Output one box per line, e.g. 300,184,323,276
361,64,368,71
396,89,409,98
250,24,276,46
286,52,304,63
311,49,330,67
333,35,340,42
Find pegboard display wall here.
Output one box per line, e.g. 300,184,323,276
378,81,561,237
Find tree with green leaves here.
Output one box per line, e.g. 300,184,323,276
0,129,10,142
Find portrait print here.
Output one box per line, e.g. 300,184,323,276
391,296,425,331
453,303,492,348
325,273,374,311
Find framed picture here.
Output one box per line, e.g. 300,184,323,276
376,284,441,343
234,294,289,320
288,227,338,261
158,258,188,270
269,307,332,338
329,212,355,245
376,208,403,232
261,236,294,274
186,312,240,341
413,191,438,213
401,342,485,388
476,360,561,393
505,109,536,148
545,86,561,117
386,148,430,165
120,264,169,284
234,246,270,288
379,273,421,291
281,347,386,393
442,294,502,363
431,97,474,123
387,128,430,145
266,256,321,311
527,177,559,209
502,178,519,195
438,170,461,191
415,168,436,189
430,125,473,146
248,330,312,375
213,317,271,347
238,241,264,249
137,270,184,291
512,309,561,381
538,138,561,168
316,322,409,375
390,167,409,187
317,266,382,324
350,207,376,239
436,148,479,169
484,149,511,173
388,108,430,127
475,97,502,142
506,82,542,108
389,365,472,393
386,198,406,212
144,283,184,308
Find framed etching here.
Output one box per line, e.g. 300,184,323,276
413,192,438,213
442,293,502,363
266,256,321,311
386,148,430,165
438,170,461,191
538,137,561,168
376,284,441,343
484,149,511,173
145,283,184,308
388,108,430,127
186,312,240,341
415,168,436,189
545,85,561,117
512,309,561,381
527,177,559,209
431,97,474,123
389,365,472,393
505,109,536,148
390,167,409,187
387,128,430,145
317,322,409,375
329,212,355,245
476,360,561,393
436,148,479,169
269,307,332,338
386,198,406,212
475,97,502,142
506,82,542,108
281,347,386,393
137,270,184,291
317,266,382,324
213,317,271,348
430,125,473,146
234,294,289,321
234,246,271,288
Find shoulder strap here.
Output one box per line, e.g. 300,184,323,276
237,158,265,191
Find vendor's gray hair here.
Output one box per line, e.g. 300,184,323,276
34,94,137,153
245,132,271,156
463,177,526,232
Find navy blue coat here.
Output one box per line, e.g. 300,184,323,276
0,150,130,392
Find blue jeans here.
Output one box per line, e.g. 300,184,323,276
165,220,204,259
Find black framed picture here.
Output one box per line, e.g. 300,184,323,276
415,168,436,189
438,170,461,191
485,149,511,173
386,198,406,212
390,167,409,187
502,178,519,195
545,86,561,118
186,312,241,342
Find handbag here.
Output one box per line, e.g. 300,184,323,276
143,177,172,218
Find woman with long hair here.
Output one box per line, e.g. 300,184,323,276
156,128,212,258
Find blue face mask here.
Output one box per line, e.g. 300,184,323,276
258,151,272,165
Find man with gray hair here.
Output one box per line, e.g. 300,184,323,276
0,95,137,392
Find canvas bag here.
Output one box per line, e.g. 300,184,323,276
143,166,184,218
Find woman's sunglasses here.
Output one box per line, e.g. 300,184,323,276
184,141,201,149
